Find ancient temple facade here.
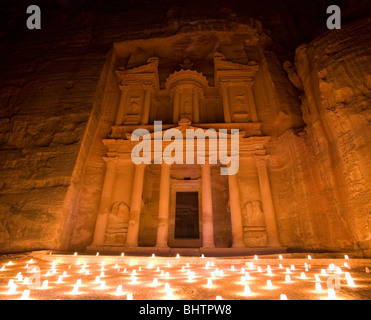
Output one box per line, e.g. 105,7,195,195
87,49,283,254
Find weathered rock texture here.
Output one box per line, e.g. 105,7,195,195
0,0,370,256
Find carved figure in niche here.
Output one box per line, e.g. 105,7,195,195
181,100,192,120
232,95,248,122
127,97,141,115
106,201,130,233
244,200,265,227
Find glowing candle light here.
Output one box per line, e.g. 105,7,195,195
176,254,180,259
57,276,63,284
300,272,306,279
344,255,349,260
241,276,246,284
23,277,29,285
211,262,215,267
62,271,67,277
205,262,210,269
366,267,369,273
74,252,77,256
20,290,30,300
328,288,336,299
186,263,190,268
201,254,205,258
0,266,5,271
7,284,17,295
72,284,79,295
231,265,235,271
123,268,127,273
254,255,258,260
127,293,133,300
186,269,190,275
99,281,106,289
153,278,158,286
131,276,137,284
241,267,245,274
257,266,262,273
279,264,283,269
244,285,251,296
156,267,160,272
336,267,342,274
166,288,173,299
7,261,13,266
16,273,22,281
96,252,99,257
304,263,308,268
100,271,105,277
121,253,125,257
139,267,142,271
116,285,123,296
344,262,350,269
29,259,34,264
305,267,309,272
285,268,291,274
207,278,212,288
181,266,185,272
315,274,321,282
285,275,291,282
130,261,134,266
219,270,224,277
165,272,169,279
85,270,89,275
167,263,171,268
95,276,100,284
216,296,222,300
114,264,119,269
321,269,327,276
245,272,250,280
76,279,82,287
164,283,170,291
307,255,312,260
211,272,215,280
346,277,355,287
290,265,295,271
8,279,15,287
188,274,192,282
160,270,165,277
24,264,29,269
315,282,322,292
41,280,48,289
280,294,287,300
266,280,273,289
279,255,283,260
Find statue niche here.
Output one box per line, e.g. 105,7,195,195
231,95,249,122
104,201,130,245
242,200,267,246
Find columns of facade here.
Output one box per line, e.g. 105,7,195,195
246,86,259,122
220,85,232,123
255,156,281,247
115,85,129,125
141,85,152,125
201,163,215,248
228,173,246,247
172,89,180,124
192,87,200,123
155,163,171,248
126,163,146,247
91,157,117,246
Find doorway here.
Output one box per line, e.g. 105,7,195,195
174,192,200,239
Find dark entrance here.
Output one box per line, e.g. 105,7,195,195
174,192,199,239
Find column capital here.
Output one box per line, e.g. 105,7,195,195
119,84,130,92
103,156,118,165
142,83,155,91
254,155,269,167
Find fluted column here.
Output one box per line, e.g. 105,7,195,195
246,86,258,122
141,85,152,125
255,156,281,247
193,87,200,123
228,172,245,247
155,163,171,248
115,85,129,125
220,84,231,123
201,163,215,248
172,89,180,124
91,157,117,246
126,163,146,247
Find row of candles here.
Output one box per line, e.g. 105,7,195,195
1,253,368,300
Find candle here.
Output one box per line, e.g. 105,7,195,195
280,294,287,300
127,293,133,300
20,290,30,300
116,285,123,295
244,285,251,296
